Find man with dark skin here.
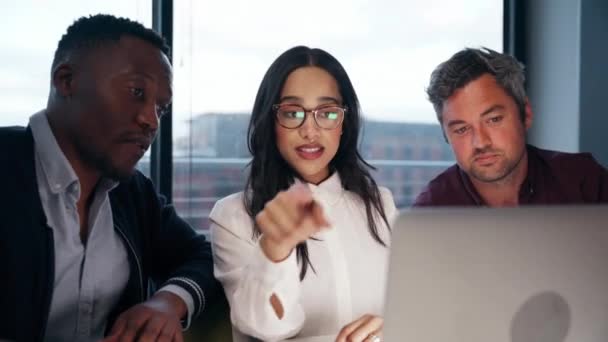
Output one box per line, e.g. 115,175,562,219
0,15,218,342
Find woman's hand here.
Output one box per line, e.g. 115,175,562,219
256,183,329,262
335,314,383,342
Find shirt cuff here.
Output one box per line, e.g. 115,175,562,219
253,238,301,316
253,238,299,285
157,284,195,330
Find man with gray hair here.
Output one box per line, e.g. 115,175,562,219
414,47,607,207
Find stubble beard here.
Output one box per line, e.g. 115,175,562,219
468,148,526,184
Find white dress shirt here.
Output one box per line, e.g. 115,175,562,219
210,173,397,341
29,111,193,341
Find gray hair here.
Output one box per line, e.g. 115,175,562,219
426,47,526,124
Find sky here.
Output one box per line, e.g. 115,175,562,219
0,0,502,140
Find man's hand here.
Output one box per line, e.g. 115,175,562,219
102,291,187,342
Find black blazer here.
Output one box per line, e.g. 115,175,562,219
0,126,220,341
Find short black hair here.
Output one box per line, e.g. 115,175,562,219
52,14,170,70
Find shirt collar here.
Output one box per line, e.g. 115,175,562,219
29,110,118,196
458,167,484,205
294,172,344,206
30,110,79,195
519,145,538,201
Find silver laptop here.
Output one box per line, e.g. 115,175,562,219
383,205,608,342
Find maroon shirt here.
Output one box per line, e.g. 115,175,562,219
413,145,608,206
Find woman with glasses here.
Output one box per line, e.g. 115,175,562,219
209,46,396,342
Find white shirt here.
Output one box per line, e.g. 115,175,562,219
30,111,129,341
29,111,194,341
209,173,397,341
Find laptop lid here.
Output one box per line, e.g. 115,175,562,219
383,205,608,342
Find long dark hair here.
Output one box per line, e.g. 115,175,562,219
244,46,390,280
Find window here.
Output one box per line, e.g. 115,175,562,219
1,1,502,231
172,0,503,230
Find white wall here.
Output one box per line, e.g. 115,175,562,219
525,0,581,153
524,0,608,166
579,0,608,166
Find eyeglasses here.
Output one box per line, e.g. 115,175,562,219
273,103,346,130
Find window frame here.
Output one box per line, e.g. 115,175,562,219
151,0,512,204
